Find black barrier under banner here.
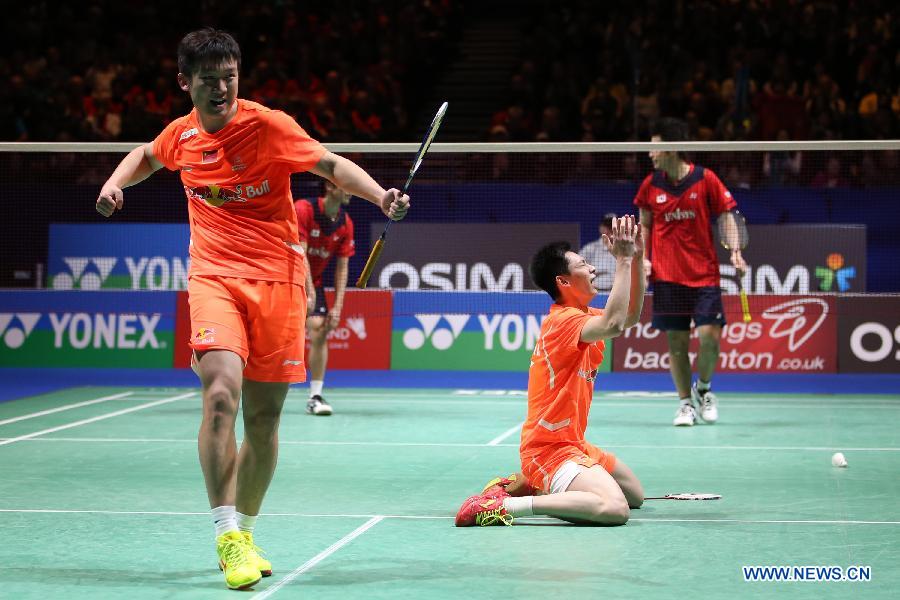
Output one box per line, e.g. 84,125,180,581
837,296,900,374
716,224,866,294
368,223,580,291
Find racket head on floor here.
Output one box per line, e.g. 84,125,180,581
645,493,722,501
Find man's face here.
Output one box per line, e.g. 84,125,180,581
558,251,600,301
325,183,352,205
179,60,239,120
649,134,674,171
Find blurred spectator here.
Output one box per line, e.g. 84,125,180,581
811,156,850,188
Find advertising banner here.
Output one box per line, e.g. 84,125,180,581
716,224,866,294
837,296,900,373
0,291,176,368
391,291,613,372
613,294,837,373
305,289,392,370
367,223,580,291
48,224,191,290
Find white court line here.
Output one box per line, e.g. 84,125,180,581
5,437,900,452
0,509,897,526
0,391,134,426
487,423,522,446
0,391,196,447
253,516,384,599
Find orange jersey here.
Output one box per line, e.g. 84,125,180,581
152,99,327,284
521,304,605,469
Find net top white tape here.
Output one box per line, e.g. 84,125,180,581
2,140,900,153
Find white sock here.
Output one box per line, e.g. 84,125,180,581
236,511,258,534
211,505,238,537
697,379,711,393
310,380,324,398
502,496,534,517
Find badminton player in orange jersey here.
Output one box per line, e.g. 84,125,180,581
456,216,645,527
94,29,409,590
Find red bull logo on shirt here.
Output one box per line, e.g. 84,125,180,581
187,180,270,207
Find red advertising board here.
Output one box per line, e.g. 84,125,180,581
613,294,837,373
173,289,392,370
306,289,392,369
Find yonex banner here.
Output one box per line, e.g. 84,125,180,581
0,291,176,367
391,291,613,372
368,223,580,291
48,224,190,290
613,294,837,373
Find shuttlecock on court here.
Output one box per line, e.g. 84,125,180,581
831,452,848,468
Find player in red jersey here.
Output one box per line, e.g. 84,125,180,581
295,181,355,416
634,118,747,427
94,29,409,590
456,217,645,527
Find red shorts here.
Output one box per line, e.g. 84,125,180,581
521,442,617,494
188,275,307,383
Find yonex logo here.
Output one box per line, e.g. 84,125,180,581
0,313,40,349
656,194,667,203
51,257,117,290
403,314,469,350
282,359,303,366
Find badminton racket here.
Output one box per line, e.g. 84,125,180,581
356,101,448,288
645,493,722,501
717,210,751,323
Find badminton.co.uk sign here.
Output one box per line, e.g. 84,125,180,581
0,291,176,367
390,291,613,372
612,294,837,373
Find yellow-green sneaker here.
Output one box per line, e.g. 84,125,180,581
216,531,261,590
241,531,273,577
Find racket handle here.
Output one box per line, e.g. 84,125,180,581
356,237,385,289
740,289,752,323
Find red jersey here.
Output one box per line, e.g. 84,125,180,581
521,304,605,476
295,198,355,287
152,99,326,285
633,164,736,287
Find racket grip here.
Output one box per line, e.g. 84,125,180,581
356,237,385,289
740,290,752,323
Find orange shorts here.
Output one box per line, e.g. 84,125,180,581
188,274,307,383
521,442,617,494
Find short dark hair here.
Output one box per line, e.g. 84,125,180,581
178,28,241,77
530,241,572,301
652,117,689,142
651,117,690,160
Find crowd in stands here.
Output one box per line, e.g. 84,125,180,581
487,1,898,145
2,1,899,189
1,0,458,143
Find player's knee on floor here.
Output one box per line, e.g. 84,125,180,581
587,495,630,525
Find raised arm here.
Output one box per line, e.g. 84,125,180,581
311,152,409,220
96,143,164,217
580,216,638,343
624,223,647,328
